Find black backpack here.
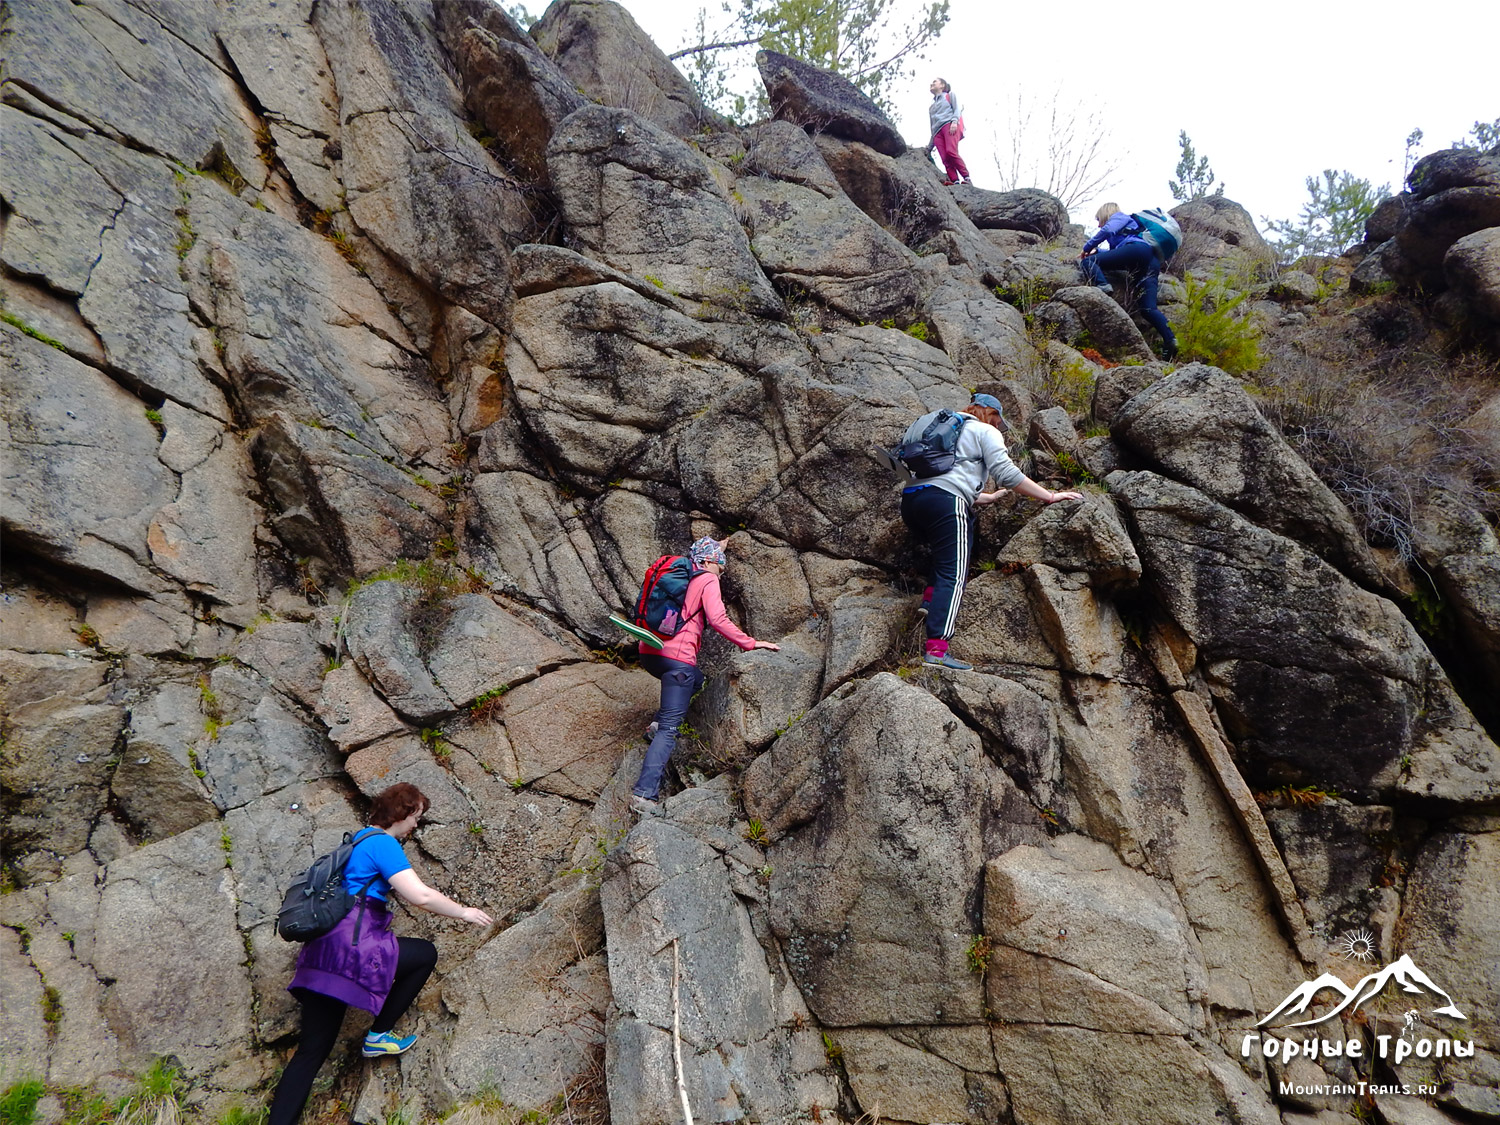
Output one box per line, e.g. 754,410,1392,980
891,409,977,478
276,827,383,943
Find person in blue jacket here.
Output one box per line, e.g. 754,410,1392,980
269,783,493,1125
1078,202,1178,359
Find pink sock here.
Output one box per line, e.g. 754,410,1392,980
923,586,934,602
925,638,948,658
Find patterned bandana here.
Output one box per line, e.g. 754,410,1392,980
688,536,727,568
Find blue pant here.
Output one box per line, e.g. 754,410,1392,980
901,485,974,641
632,654,704,800
1081,240,1177,353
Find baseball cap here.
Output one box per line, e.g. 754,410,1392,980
970,393,1004,415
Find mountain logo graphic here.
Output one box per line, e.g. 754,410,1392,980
1258,954,1467,1028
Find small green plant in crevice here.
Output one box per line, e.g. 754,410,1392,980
216,1106,268,1125
419,727,453,763
76,624,101,650
1043,358,1097,414
0,1079,47,1125
41,984,63,1032
220,827,234,868
469,684,510,722
744,817,767,845
1054,450,1097,486
468,822,484,836
185,744,206,779
55,1086,115,1125
642,274,666,289
1,310,68,352
507,777,525,792
1171,270,1262,375
1404,580,1452,641
200,677,226,739
821,1031,843,1065
965,934,992,975
115,1058,184,1125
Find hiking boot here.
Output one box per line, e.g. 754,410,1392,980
629,794,660,817
1161,342,1179,361
643,721,659,743
923,652,973,671
363,1031,417,1057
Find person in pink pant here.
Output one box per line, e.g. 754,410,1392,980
926,77,970,186
630,537,780,814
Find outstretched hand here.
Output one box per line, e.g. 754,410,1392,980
974,488,1010,507
1047,490,1084,504
461,906,494,927
752,640,781,652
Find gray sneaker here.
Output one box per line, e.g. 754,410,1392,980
923,652,973,671
629,794,660,817
644,721,659,742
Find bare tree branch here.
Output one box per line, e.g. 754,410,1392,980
669,36,762,60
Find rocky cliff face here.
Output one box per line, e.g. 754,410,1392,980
2,3,1498,1125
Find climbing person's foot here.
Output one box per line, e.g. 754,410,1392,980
923,652,973,671
643,721,659,743
362,1031,417,1057
629,794,660,817
1161,342,1178,361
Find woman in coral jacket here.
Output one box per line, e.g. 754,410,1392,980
630,537,780,814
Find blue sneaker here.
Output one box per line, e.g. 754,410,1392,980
923,652,973,671
362,1031,417,1057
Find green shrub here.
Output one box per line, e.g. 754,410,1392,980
0,1079,46,1125
1171,271,1262,374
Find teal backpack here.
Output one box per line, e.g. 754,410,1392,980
1132,208,1182,264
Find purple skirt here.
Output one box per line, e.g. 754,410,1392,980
288,898,398,1014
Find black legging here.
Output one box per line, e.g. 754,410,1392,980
268,937,437,1125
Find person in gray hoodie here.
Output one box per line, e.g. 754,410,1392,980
900,394,1081,670
925,77,970,186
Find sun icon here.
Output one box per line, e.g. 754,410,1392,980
1337,928,1377,962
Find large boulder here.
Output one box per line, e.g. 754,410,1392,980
1109,470,1500,804
756,50,904,156
1111,365,1382,586
547,106,782,318
1170,195,1275,277
250,413,448,582
950,185,1068,238
316,0,533,326
0,0,263,193
441,884,609,1109
1406,146,1500,200
2,328,178,595
532,0,722,136
816,138,1008,281
1444,225,1500,321
600,792,833,1124
1391,187,1500,288
1034,285,1154,362
735,174,921,322
452,27,586,185
742,674,1013,1026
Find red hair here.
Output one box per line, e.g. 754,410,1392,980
369,782,429,827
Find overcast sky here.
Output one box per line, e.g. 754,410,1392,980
613,0,1495,234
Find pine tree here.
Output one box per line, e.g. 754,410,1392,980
1168,130,1223,202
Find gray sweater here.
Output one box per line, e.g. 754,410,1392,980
902,414,1023,505
928,91,960,137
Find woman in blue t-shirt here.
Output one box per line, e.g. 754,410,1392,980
269,783,493,1125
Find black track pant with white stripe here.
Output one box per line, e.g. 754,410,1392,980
900,485,975,641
